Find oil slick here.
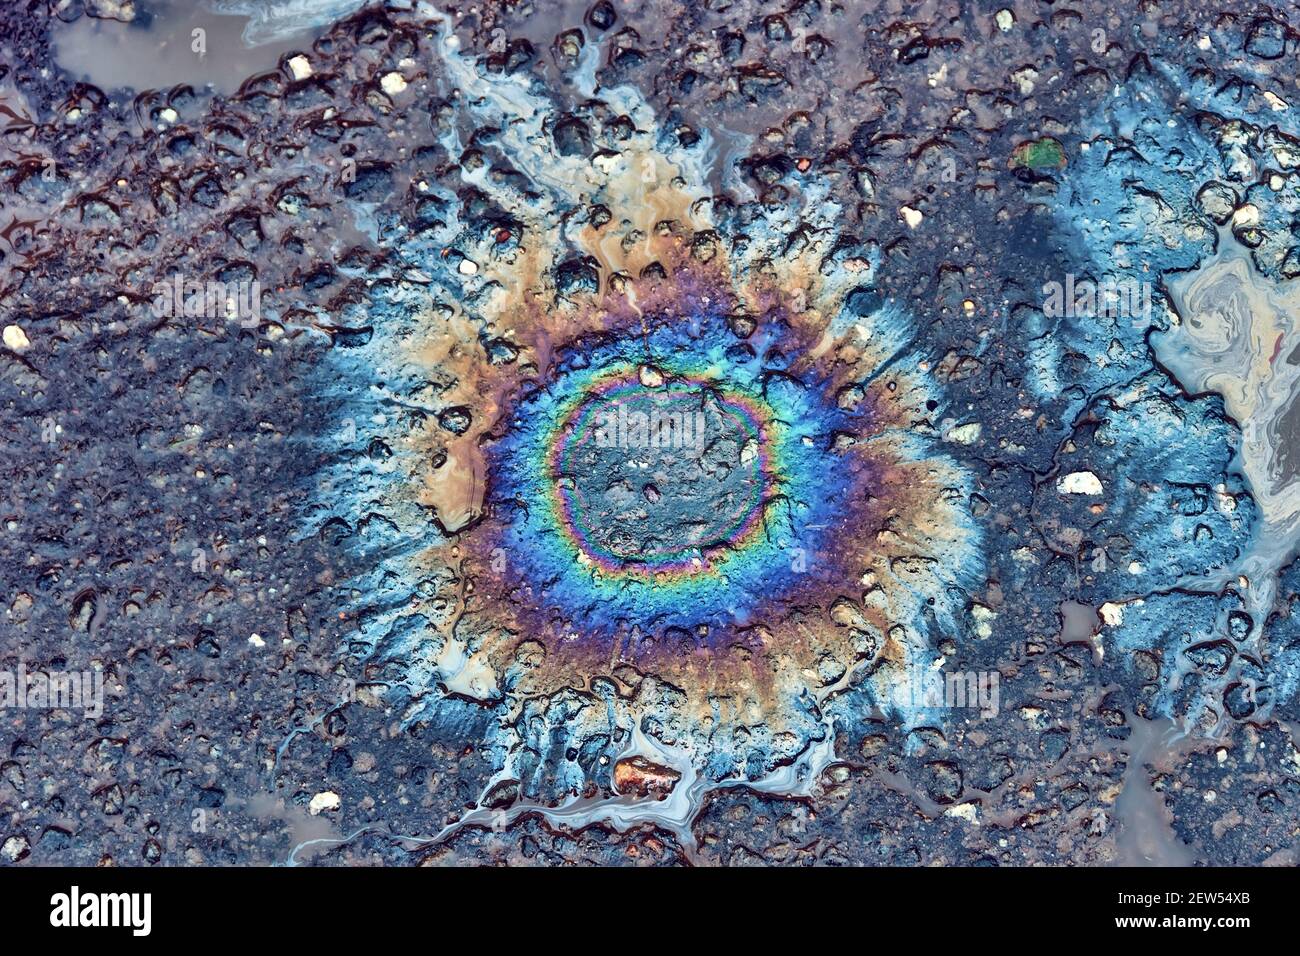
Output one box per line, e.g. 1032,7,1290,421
1049,58,1300,733
1160,240,1300,599
311,10,984,840
209,0,373,45
1150,239,1300,720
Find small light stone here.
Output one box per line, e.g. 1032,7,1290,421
3,325,31,350
287,55,313,80
309,791,341,815
971,603,996,640
1,835,29,862
381,72,408,95
1231,203,1259,227
946,422,982,445
945,802,980,824
1056,471,1103,495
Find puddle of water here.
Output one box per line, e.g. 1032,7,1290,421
52,0,333,94
245,792,342,865
1110,717,1200,866
1059,599,1098,641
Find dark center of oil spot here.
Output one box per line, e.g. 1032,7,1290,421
553,377,771,570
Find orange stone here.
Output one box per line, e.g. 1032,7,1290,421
613,756,681,798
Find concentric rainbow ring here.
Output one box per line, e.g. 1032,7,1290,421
479,313,882,635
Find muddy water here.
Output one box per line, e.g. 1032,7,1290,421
53,0,330,94
1110,718,1200,866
